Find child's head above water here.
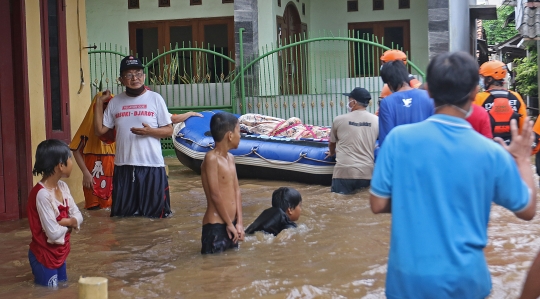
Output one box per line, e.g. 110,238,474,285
32,139,72,178
210,112,239,142
272,187,302,221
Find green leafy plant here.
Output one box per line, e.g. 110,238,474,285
483,5,518,45
514,46,538,97
147,52,234,85
91,72,121,92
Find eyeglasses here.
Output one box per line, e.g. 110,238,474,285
122,72,144,80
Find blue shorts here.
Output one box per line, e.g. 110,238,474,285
28,249,67,287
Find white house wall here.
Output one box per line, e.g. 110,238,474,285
309,0,429,73
86,0,234,47
253,0,429,97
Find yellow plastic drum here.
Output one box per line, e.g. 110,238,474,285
78,276,108,299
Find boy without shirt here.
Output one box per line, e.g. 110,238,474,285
200,112,244,254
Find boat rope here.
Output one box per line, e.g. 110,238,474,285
301,156,336,164
175,130,335,165
176,134,214,149
234,147,335,165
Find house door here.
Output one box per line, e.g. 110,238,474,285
277,3,307,95
0,0,26,220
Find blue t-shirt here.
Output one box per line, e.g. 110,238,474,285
378,89,434,146
370,114,530,299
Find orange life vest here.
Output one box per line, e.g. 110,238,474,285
483,90,521,142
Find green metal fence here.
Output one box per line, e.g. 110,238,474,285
232,30,425,126
88,43,236,156
88,31,425,156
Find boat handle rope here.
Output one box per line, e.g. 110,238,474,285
177,135,335,165
177,134,215,149
234,147,336,165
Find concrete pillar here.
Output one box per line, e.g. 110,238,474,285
428,0,450,59
234,0,259,98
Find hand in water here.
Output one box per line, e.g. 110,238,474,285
495,118,534,161
226,223,239,243
235,223,245,241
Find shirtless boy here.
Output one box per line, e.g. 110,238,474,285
200,112,244,254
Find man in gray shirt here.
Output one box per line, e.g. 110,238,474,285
328,87,379,194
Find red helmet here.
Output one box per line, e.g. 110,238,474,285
380,49,408,64
479,60,507,80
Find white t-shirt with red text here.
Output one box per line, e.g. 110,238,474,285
103,91,171,167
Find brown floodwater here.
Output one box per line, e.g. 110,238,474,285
1,157,539,298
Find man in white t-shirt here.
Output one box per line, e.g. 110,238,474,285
327,87,379,194
94,56,173,218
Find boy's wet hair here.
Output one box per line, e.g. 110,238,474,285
272,187,302,212
380,60,410,92
427,51,478,106
32,139,71,178
210,112,238,142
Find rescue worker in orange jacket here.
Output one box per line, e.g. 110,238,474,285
474,60,527,144
532,118,540,155
380,49,422,89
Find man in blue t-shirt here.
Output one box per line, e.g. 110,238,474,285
369,52,537,299
378,60,434,146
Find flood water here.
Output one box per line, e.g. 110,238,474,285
1,157,539,298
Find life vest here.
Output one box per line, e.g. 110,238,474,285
482,90,521,142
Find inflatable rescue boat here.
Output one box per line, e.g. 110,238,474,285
173,111,336,185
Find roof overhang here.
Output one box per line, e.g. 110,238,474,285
470,5,498,20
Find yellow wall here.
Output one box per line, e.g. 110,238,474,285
26,0,91,204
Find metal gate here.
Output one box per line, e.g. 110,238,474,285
88,31,425,156
232,29,425,127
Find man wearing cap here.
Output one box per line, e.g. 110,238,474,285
370,52,536,299
94,56,173,218
378,60,434,146
327,87,379,194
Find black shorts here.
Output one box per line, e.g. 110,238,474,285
111,165,171,218
331,178,370,195
201,222,238,254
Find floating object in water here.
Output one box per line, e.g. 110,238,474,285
78,276,108,299
173,111,335,185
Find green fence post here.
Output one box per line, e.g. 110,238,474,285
239,28,246,115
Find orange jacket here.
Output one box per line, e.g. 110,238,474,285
474,89,527,131
532,117,540,155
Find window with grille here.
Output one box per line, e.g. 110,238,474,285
373,0,384,10
399,0,410,9
347,0,358,12
129,17,235,84
348,20,410,77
